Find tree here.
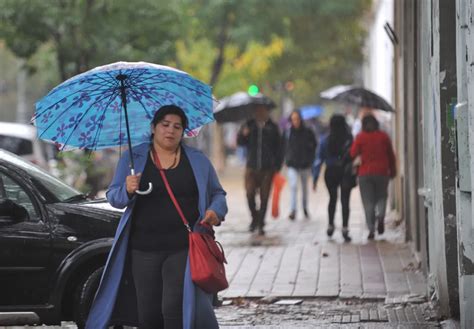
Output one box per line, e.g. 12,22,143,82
171,0,371,104
0,0,179,80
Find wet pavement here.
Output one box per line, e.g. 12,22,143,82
214,163,443,328
0,163,447,328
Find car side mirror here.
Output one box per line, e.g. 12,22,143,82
0,199,29,222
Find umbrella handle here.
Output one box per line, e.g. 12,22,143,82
136,182,153,195
130,168,153,195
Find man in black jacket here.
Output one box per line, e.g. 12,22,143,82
237,105,282,236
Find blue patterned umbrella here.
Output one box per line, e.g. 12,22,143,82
33,62,213,195
33,62,214,153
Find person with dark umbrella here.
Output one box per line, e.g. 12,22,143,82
237,104,282,236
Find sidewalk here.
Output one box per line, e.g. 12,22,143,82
216,164,426,302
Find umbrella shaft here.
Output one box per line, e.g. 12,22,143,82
119,79,135,172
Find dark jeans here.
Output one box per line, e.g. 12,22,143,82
131,249,187,329
245,168,275,229
324,165,353,228
358,175,390,232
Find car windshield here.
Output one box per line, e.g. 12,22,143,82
1,150,81,202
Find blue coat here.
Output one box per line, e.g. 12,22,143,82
85,143,228,329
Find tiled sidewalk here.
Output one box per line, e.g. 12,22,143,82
215,164,426,302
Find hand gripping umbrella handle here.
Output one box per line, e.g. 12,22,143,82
136,183,153,195
130,169,153,195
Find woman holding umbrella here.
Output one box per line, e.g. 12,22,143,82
86,105,227,329
33,62,225,329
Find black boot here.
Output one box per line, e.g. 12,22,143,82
342,227,351,242
327,224,335,237
377,217,385,234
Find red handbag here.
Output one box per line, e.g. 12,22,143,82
152,148,229,294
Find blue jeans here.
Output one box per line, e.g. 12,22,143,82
287,167,311,213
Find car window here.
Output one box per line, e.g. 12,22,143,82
2,151,81,202
0,172,39,221
0,135,33,155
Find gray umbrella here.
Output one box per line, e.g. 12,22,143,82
213,91,276,123
321,86,394,112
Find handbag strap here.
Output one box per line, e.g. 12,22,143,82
151,147,192,232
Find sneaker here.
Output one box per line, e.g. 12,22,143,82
368,231,375,240
257,227,265,236
342,228,352,242
289,211,296,221
327,225,335,237
377,218,385,234
303,208,309,218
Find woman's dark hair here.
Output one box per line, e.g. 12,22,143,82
289,110,304,128
362,114,379,132
151,105,188,130
328,114,350,156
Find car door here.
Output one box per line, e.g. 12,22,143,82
0,169,52,306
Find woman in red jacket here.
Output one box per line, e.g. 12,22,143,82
350,114,396,240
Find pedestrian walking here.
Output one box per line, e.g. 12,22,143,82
237,104,282,236
86,105,228,329
350,114,396,240
312,114,355,242
282,110,317,220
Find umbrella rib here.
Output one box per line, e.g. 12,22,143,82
88,92,121,150
125,69,150,86
38,88,117,146
130,86,205,117
36,89,116,141
35,85,118,120
132,78,212,107
131,87,214,129
58,90,120,150
127,88,155,120
103,71,126,88
91,72,120,88
131,74,213,99
46,76,117,98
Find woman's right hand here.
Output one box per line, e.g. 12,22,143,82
126,173,141,195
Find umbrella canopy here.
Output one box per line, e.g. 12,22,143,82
299,105,323,120
213,91,276,123
321,86,394,112
33,61,214,152
320,85,352,100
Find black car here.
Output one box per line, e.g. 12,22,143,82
0,149,121,327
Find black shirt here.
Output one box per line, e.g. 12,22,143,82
130,148,199,251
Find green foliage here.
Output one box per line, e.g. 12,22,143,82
0,0,371,107
0,0,179,80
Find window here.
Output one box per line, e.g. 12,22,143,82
0,172,39,221
0,135,33,156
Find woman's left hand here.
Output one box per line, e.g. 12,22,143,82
202,209,220,226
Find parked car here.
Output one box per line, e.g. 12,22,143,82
0,149,121,328
0,121,57,170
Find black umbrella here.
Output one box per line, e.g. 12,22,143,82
214,91,276,123
321,86,394,112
